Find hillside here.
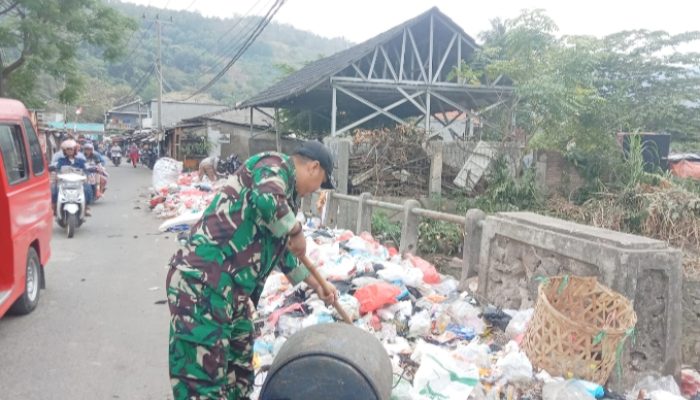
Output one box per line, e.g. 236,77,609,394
57,1,351,122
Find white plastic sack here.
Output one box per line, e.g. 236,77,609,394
496,349,533,383
649,391,685,400
432,276,459,296
628,375,682,400
454,341,492,369
505,308,534,339
543,380,595,400
377,262,423,288
410,341,479,400
408,310,431,338
152,157,183,191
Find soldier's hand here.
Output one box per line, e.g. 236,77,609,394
318,283,338,306
287,224,306,258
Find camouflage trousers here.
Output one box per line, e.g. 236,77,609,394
167,267,255,400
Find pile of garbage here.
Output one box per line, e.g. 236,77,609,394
250,226,700,400
148,158,221,219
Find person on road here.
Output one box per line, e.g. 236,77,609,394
166,141,337,400
52,139,93,216
128,143,139,168
198,155,220,182
83,143,108,200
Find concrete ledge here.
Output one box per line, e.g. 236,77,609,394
478,212,683,385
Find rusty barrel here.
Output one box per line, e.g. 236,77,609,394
260,323,393,400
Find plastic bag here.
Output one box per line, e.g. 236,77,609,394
410,341,479,399
276,314,303,337
152,157,183,190
682,369,700,398
352,276,383,288
321,257,357,281
333,294,360,321
377,262,424,287
407,255,440,284
447,300,480,325
649,392,686,400
432,276,459,296
629,375,682,399
543,380,595,400
454,341,491,369
353,282,401,314
496,349,533,383
408,310,431,338
505,308,534,340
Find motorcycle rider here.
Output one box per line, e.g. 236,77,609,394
52,139,93,216
110,143,123,164
83,143,107,200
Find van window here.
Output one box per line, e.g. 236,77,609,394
23,117,45,176
0,124,29,185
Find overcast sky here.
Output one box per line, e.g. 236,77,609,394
124,0,700,48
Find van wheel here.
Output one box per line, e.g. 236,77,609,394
9,248,41,315
66,213,77,238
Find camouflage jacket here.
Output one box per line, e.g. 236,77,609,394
170,152,309,305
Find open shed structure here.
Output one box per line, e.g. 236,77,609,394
240,7,513,138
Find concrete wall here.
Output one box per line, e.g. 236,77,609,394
684,279,700,369
220,126,253,159
150,102,227,129
477,212,683,386
248,133,304,157
534,150,586,198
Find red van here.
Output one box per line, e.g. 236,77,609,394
0,98,52,317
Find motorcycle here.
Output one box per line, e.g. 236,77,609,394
52,166,89,238
111,149,122,166
143,149,157,170
217,154,242,177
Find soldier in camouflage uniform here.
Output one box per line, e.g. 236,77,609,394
167,142,338,399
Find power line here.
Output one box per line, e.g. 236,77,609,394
200,6,273,75
185,0,285,100
122,21,155,63
195,0,266,62
115,63,156,105
183,0,197,11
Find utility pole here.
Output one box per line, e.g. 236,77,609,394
155,18,163,158
137,96,143,131
147,14,172,157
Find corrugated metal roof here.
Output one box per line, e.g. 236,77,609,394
239,7,478,109
184,107,274,127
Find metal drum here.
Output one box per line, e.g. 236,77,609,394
260,323,393,400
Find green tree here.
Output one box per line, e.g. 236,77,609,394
0,0,137,106
466,10,700,184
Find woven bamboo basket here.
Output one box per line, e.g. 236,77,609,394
521,276,637,384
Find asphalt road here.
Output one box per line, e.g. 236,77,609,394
0,163,177,400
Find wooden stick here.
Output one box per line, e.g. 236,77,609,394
300,255,353,324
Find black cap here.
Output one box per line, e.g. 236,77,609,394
294,141,336,189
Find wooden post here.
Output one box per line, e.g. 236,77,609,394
399,199,421,255
356,192,373,234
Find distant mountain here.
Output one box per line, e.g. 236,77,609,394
62,1,352,121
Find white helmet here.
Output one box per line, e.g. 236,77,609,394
61,139,77,150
